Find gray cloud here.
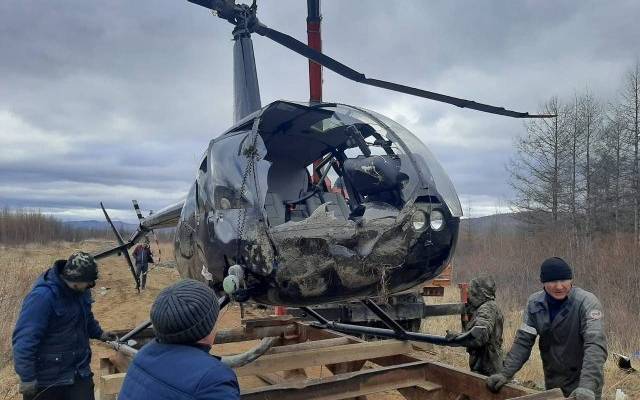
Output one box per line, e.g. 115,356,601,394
1,0,639,222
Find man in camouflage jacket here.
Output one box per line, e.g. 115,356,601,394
447,274,504,376
486,257,608,400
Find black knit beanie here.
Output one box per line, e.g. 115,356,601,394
62,252,98,282
540,257,573,283
151,279,220,344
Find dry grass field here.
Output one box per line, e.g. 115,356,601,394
0,239,638,399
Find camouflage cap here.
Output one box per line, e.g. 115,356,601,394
62,251,99,282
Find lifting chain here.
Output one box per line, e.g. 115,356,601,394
235,129,260,260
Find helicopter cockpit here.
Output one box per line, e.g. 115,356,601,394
196,100,462,304
221,101,462,223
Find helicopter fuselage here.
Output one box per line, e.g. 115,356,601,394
173,100,461,306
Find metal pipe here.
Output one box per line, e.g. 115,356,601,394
309,321,486,347
105,341,139,358
118,319,152,343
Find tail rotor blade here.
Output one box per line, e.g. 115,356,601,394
100,202,141,292
132,200,144,222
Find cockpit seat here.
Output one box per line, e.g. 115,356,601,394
264,192,286,226
342,155,403,196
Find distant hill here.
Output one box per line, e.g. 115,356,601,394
460,213,529,234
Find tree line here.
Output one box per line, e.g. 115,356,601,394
509,62,640,240
0,208,176,245
0,208,118,245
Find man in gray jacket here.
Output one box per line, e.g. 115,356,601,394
486,257,607,400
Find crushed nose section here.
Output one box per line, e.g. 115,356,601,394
263,202,428,303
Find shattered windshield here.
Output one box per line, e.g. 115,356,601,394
361,109,463,217
313,105,421,203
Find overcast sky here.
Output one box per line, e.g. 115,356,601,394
1,0,639,222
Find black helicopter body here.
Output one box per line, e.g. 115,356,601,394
172,100,461,306
96,0,551,312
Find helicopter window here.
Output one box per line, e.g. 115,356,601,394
210,131,270,211
214,185,250,210
199,156,207,173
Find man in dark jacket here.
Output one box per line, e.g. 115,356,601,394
486,257,608,400
12,252,115,400
132,238,154,290
118,279,240,400
446,274,504,376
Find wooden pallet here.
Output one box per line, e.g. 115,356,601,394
97,317,563,400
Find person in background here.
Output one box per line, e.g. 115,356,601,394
118,279,239,399
486,257,608,400
12,252,116,400
132,237,154,290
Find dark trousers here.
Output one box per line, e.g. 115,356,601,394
25,378,94,400
134,263,148,289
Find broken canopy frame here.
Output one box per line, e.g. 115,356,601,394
215,100,463,219
300,299,483,346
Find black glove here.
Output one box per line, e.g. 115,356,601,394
100,330,118,342
19,381,37,396
570,388,595,400
486,373,508,393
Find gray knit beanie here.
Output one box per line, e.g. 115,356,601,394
151,279,220,344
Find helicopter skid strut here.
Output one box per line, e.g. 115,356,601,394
300,299,483,346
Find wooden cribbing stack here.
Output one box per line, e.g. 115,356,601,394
97,316,563,400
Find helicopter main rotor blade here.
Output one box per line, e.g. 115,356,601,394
253,24,553,118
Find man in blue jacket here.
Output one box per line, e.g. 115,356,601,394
119,279,240,400
12,251,115,400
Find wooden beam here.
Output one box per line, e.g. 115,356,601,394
267,337,351,354
244,316,297,329
100,373,126,396
398,382,444,400
255,372,285,385
423,361,536,400
97,358,117,400
234,340,411,377
511,389,565,399
214,324,298,344
241,361,437,400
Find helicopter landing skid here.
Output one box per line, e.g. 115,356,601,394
300,298,484,346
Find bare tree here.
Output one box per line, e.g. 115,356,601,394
578,90,603,235
509,97,572,224
618,62,640,242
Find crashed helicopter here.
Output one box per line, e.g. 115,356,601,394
95,0,553,344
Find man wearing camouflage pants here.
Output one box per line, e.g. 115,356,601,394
446,274,504,376
486,257,608,400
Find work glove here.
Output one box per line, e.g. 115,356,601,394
570,387,595,400
100,330,118,342
19,380,37,396
486,373,508,393
445,330,460,341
